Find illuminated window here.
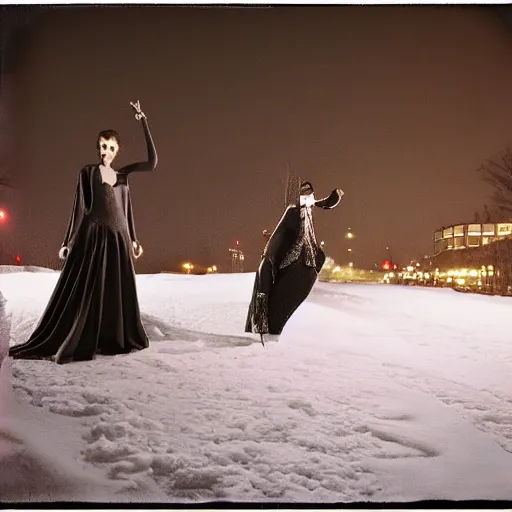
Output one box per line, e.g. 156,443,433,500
497,223,512,236
467,235,480,247
468,224,481,236
454,237,465,248
482,224,495,235
482,236,497,245
454,225,464,236
434,230,443,241
443,227,453,238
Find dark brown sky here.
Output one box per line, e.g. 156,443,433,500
8,5,512,273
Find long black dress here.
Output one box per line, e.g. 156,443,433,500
10,117,157,364
245,187,343,341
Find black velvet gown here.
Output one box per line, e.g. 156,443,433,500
10,118,157,364
245,188,343,340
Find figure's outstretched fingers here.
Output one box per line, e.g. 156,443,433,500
130,101,142,113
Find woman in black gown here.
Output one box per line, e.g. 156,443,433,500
245,180,344,345
10,101,157,364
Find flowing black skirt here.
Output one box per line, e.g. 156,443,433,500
246,255,318,336
9,220,148,364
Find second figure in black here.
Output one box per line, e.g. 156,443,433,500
246,180,344,345
10,101,157,364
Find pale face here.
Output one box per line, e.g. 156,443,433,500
300,193,316,208
98,137,119,166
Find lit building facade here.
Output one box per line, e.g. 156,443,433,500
426,221,512,295
229,247,244,273
433,222,512,255
385,221,512,295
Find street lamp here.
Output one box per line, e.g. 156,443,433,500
345,228,355,267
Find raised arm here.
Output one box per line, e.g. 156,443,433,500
118,101,158,174
314,188,344,209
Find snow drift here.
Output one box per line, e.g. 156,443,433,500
1,268,512,502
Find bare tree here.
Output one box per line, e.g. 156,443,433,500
478,148,512,294
472,203,498,223
478,147,512,219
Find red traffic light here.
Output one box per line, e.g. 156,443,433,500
382,260,391,271
15,255,21,265
0,210,5,220
236,240,239,246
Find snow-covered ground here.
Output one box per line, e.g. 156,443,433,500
1,267,512,503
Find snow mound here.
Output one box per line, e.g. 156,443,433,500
0,394,167,502
2,272,512,502
0,289,165,502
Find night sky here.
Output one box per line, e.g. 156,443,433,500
6,5,512,273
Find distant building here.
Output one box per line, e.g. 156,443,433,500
433,222,512,255
229,247,244,273
428,221,512,294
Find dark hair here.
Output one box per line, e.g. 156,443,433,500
97,130,121,150
300,181,314,195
